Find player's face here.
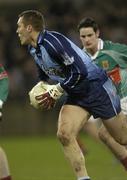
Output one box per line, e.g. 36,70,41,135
16,17,32,45
79,27,99,51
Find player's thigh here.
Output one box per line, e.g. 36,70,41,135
84,119,101,140
85,117,102,132
57,104,90,136
102,112,127,145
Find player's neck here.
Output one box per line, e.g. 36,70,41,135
31,31,40,48
87,39,101,56
87,46,98,56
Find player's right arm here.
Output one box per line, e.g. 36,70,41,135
0,64,9,102
0,64,9,120
44,31,88,95
36,63,49,82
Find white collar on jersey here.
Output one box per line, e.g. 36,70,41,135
83,38,104,60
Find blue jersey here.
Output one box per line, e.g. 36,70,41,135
28,30,121,119
29,30,108,96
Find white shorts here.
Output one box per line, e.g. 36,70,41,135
121,97,127,115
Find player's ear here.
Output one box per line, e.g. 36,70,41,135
26,25,32,32
96,29,100,38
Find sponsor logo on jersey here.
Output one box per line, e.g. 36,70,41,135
62,53,74,65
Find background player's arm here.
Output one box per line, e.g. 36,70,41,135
0,66,9,120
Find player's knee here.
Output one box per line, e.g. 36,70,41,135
115,137,127,145
0,147,4,153
57,131,71,146
99,128,127,145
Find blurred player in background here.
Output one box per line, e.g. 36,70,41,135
0,64,12,180
78,17,127,170
17,10,127,180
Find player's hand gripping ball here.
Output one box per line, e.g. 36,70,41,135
29,81,50,109
29,82,64,110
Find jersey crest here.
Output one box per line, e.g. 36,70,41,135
101,60,109,69
62,53,74,65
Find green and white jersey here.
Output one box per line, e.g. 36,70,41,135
83,40,127,98
0,64,9,102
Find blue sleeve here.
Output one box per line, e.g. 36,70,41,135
44,32,88,92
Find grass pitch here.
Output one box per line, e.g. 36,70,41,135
0,135,126,180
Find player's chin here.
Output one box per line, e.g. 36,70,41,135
20,39,27,45
19,39,24,45
21,41,26,45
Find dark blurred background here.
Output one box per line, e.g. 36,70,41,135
0,0,127,135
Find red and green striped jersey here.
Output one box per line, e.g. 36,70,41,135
84,40,127,98
0,64,9,102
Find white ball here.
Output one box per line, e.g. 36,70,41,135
29,81,49,109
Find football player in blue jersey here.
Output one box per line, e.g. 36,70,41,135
16,10,127,180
